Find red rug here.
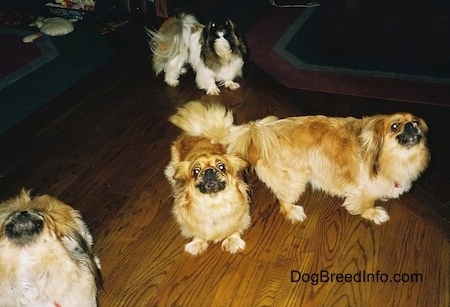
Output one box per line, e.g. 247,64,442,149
245,7,450,107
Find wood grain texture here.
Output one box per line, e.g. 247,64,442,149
0,18,448,306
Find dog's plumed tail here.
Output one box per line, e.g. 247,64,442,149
228,116,282,165
146,14,200,75
169,100,234,145
169,101,284,165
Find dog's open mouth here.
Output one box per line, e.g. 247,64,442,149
397,122,422,147
196,168,226,194
5,210,44,245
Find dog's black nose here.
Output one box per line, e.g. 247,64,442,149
397,121,422,147
5,210,44,245
404,122,417,133
17,211,31,218
204,168,216,180
196,167,226,194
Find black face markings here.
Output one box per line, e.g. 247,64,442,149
5,210,45,245
394,120,422,147
192,158,228,194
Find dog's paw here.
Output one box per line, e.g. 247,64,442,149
206,86,220,95
224,81,240,90
221,235,245,253
185,238,208,255
361,206,390,224
165,78,180,87
281,204,307,223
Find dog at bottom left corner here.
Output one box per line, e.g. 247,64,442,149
165,132,251,256
0,189,102,306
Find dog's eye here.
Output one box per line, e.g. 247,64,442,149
217,162,226,171
192,166,201,178
211,22,216,28
391,122,400,131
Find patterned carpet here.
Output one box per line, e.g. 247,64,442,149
246,6,450,107
0,20,115,134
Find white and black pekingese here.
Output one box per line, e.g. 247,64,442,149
146,14,247,95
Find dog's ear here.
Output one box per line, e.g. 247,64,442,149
173,161,191,181
417,117,429,134
224,153,249,175
226,19,247,55
62,229,103,290
360,116,386,177
41,197,102,287
201,22,215,52
44,201,102,290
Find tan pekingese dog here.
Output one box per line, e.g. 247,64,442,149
165,127,251,255
0,189,102,306
168,101,431,225
146,14,247,95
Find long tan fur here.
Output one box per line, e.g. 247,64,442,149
0,189,101,306
169,101,430,225
165,132,251,255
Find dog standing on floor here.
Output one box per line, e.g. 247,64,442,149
0,189,102,306
168,101,431,225
147,14,247,95
165,109,251,255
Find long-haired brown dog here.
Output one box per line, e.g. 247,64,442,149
168,101,430,225
165,115,251,255
0,189,101,306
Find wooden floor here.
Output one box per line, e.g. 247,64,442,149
0,8,449,306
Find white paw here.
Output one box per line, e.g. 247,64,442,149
165,78,179,87
361,206,390,224
224,81,240,90
185,238,208,255
221,236,245,253
282,204,307,223
206,86,220,95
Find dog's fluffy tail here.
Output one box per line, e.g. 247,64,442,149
169,100,234,145
228,116,282,165
169,101,284,165
145,14,200,74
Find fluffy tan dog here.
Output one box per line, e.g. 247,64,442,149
165,131,251,255
168,101,430,224
0,189,101,306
